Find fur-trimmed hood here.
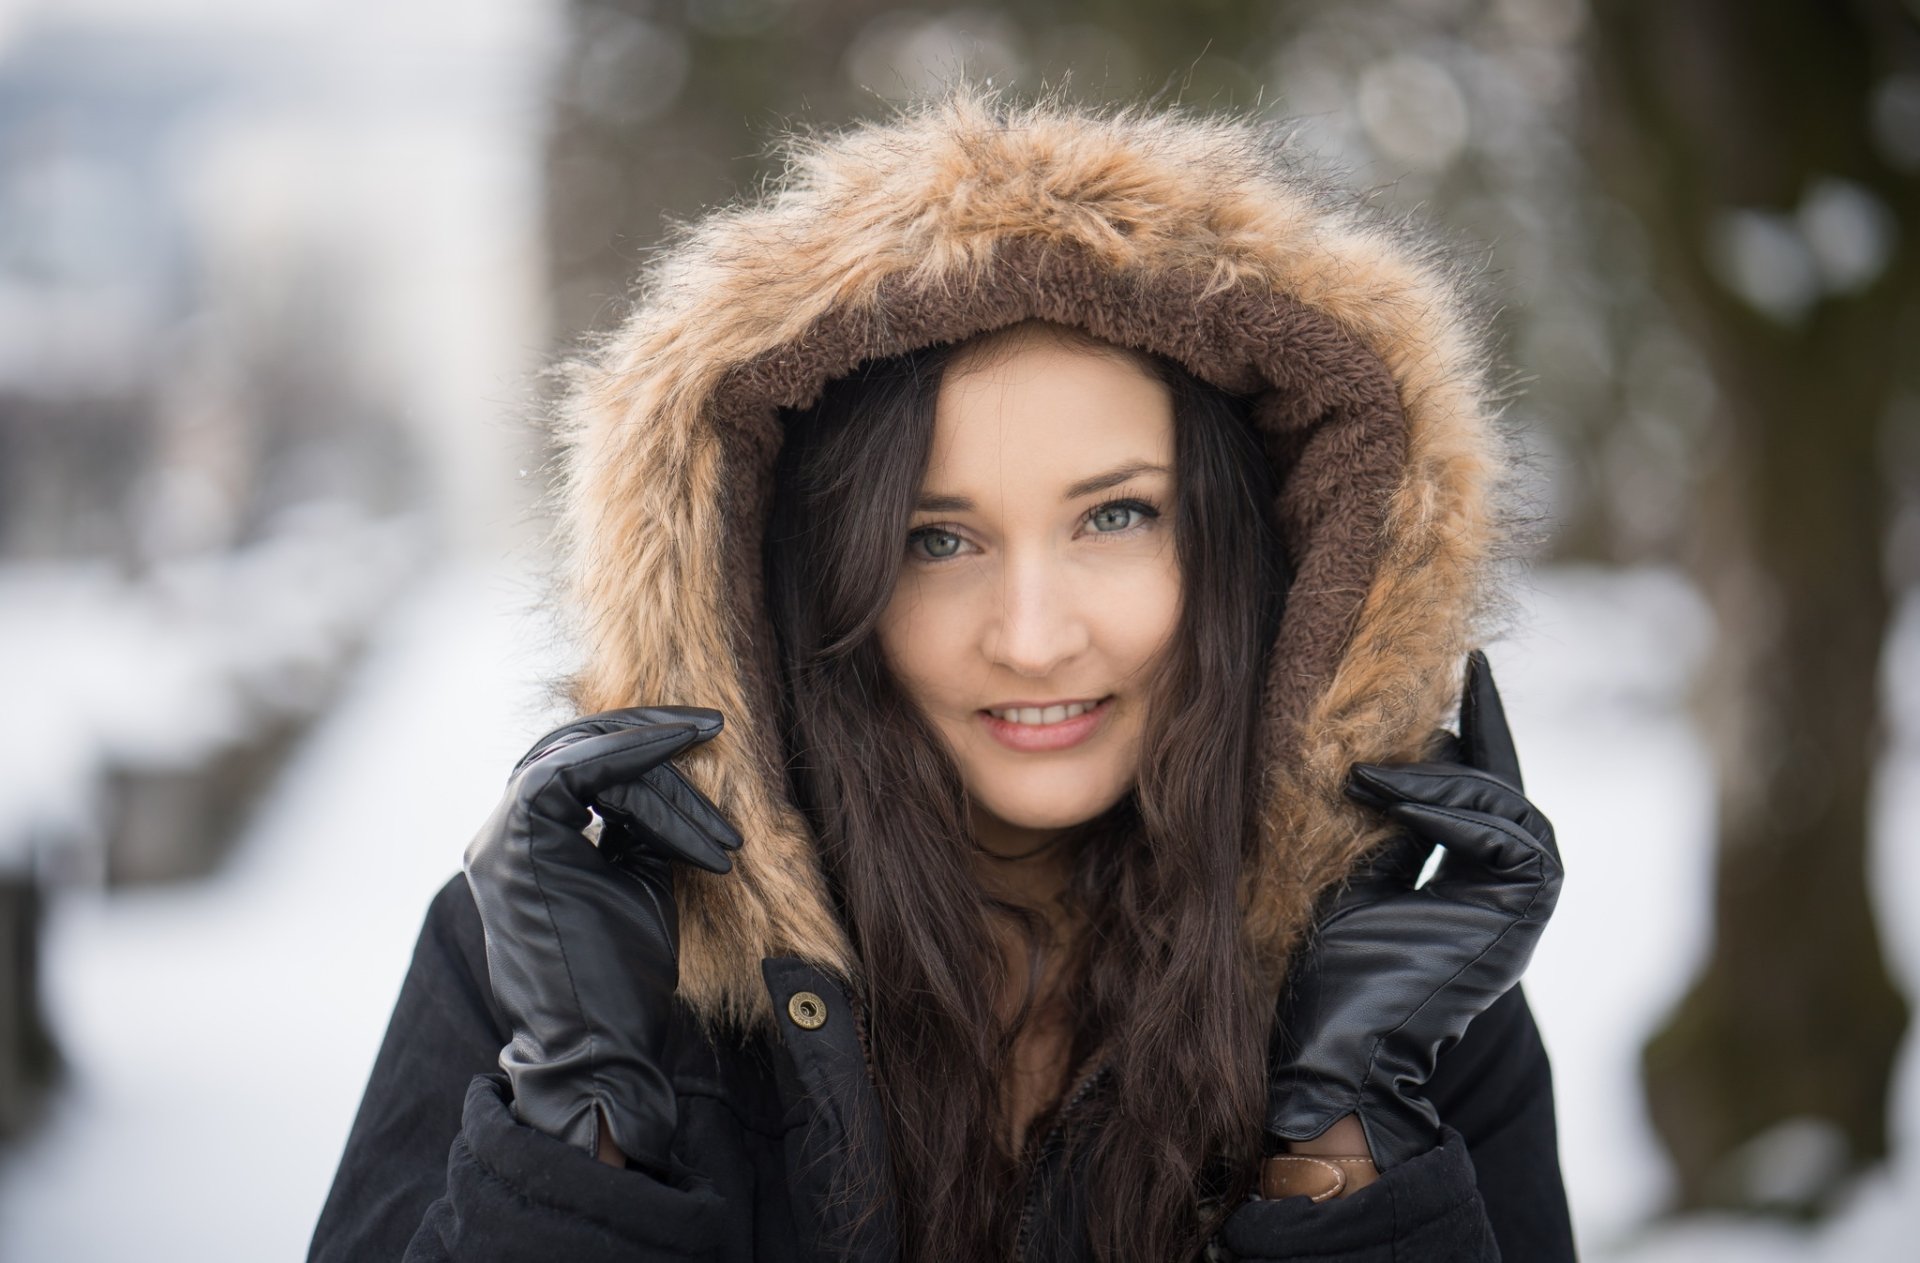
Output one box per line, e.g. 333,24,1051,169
545,83,1528,1041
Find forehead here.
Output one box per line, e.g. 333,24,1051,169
928,334,1174,483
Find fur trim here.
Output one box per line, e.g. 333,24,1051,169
543,82,1535,1041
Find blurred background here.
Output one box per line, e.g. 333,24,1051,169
0,0,1914,1257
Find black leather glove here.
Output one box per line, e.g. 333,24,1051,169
1264,648,1563,1170
462,706,743,1175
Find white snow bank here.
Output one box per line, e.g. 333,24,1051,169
0,502,427,874
0,556,569,1260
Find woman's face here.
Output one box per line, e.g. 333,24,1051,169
875,328,1183,859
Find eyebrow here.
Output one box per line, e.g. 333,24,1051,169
913,461,1171,513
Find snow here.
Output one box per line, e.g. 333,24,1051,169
1506,572,1920,1258
1492,564,1724,1243
0,556,571,1259
0,560,1911,1259
0,504,427,875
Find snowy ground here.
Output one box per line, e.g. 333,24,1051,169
0,559,1912,1260
0,505,428,881
0,557,572,1260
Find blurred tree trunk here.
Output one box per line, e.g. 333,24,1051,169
1580,0,1918,1218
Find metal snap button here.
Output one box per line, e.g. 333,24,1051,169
787,990,828,1030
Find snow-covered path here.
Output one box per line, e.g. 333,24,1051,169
0,559,572,1261
0,561,1912,1260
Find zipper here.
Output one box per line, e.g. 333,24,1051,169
843,977,882,1087
1010,1048,1111,1263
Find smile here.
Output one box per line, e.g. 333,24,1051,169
976,695,1115,752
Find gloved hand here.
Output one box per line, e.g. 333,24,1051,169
462,706,743,1176
1264,648,1563,1171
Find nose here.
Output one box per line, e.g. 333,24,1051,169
984,549,1092,678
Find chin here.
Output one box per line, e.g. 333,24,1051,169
972,771,1132,833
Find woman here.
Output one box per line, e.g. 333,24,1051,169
310,84,1573,1262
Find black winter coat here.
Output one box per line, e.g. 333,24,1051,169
308,874,1576,1262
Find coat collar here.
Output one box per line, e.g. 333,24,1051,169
550,83,1522,1039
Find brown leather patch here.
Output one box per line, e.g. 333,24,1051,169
1260,1154,1380,1203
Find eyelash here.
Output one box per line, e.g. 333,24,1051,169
904,496,1164,564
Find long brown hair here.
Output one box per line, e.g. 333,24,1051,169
763,320,1292,1262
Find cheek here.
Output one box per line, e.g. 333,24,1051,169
1110,553,1183,677
875,584,963,709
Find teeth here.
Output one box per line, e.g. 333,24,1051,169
990,698,1103,725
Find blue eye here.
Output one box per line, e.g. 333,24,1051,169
1089,498,1158,532
909,527,964,560
1090,495,1144,525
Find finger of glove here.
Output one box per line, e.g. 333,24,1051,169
1460,649,1524,792
1383,800,1562,920
514,706,723,779
1325,831,1434,916
596,760,742,875
1347,762,1550,844
517,723,706,836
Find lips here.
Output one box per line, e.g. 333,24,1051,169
976,694,1115,752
